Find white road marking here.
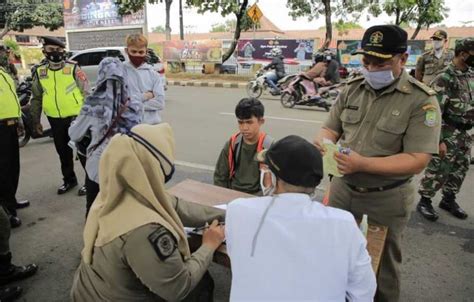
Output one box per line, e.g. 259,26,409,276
219,112,324,124
175,160,215,172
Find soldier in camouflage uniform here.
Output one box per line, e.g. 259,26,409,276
417,37,474,221
415,30,454,85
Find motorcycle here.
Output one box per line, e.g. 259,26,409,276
280,74,341,111
246,69,295,98
17,76,52,147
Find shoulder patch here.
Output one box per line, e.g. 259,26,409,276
347,75,364,84
407,77,436,95
148,226,177,261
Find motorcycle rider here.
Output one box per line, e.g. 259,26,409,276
304,52,328,86
262,48,285,95
323,50,341,86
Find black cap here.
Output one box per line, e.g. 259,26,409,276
256,135,323,188
41,36,65,48
431,30,448,40
353,25,408,59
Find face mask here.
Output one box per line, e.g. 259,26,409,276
465,55,474,68
128,54,146,67
433,40,444,51
326,55,332,61
260,168,276,196
361,68,395,90
45,51,65,63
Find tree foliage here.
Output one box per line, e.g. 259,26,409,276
210,20,237,33
0,0,64,39
151,25,166,33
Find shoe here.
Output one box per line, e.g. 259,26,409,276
416,198,439,221
439,199,468,219
0,285,22,301
9,216,21,229
14,200,29,209
77,185,87,196
0,264,38,285
57,181,78,195
270,89,281,96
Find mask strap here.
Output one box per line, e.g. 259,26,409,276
250,195,278,257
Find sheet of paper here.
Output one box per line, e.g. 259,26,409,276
323,140,343,177
214,204,227,210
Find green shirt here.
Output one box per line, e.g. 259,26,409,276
214,139,262,194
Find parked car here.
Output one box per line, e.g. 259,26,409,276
69,47,166,89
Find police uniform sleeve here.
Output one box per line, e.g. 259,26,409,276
30,75,44,125
123,224,214,301
402,90,441,154
322,83,348,134
213,140,231,189
74,65,90,98
169,196,225,227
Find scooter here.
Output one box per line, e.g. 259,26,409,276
17,76,52,147
280,74,341,111
246,69,294,98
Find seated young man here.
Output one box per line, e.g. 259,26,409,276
226,135,377,301
213,98,273,195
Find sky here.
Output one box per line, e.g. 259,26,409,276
146,0,474,33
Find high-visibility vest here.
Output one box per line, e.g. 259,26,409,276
0,67,21,120
228,131,272,179
36,62,83,118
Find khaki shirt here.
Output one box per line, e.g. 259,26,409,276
71,197,225,302
416,49,454,84
323,70,441,187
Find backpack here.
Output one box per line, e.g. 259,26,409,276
227,131,272,180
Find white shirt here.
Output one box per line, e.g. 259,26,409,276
226,193,376,302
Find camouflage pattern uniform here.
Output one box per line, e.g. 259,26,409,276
418,55,474,200
416,49,454,84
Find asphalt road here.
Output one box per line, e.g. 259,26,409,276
10,86,474,301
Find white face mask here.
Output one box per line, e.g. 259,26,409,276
361,67,395,90
433,40,444,51
260,168,276,196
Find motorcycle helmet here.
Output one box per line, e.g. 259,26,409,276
270,47,282,57
313,52,325,64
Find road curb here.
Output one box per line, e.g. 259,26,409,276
167,80,247,89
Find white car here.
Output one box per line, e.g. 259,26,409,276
69,47,166,89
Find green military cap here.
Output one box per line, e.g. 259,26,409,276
455,37,474,53
431,30,448,40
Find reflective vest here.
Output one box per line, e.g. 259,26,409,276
228,131,272,179
36,62,83,118
0,67,21,120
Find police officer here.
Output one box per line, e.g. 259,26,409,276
31,37,89,195
415,30,454,84
315,25,441,302
0,66,30,228
417,38,474,221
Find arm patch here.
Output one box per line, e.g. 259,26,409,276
148,227,177,261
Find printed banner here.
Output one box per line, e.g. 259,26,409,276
237,39,314,64
163,40,223,63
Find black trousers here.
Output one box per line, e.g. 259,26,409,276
85,178,99,217
0,123,19,216
47,116,78,184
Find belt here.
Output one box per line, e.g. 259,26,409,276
443,115,473,131
0,119,17,127
346,178,410,193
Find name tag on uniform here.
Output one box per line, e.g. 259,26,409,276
63,67,72,75
345,105,359,111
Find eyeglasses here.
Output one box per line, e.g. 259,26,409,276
125,131,175,183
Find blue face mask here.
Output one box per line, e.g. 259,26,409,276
361,68,395,90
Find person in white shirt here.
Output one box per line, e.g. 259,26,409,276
226,135,376,302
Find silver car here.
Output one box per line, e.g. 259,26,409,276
69,47,166,89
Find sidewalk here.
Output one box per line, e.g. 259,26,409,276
167,79,247,89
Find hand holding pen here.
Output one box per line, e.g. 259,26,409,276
201,220,225,251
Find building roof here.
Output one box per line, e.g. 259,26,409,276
8,27,65,38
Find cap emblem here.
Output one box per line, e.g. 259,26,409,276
370,31,384,44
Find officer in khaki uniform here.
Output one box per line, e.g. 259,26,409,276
415,30,454,84
315,25,441,302
31,37,89,195
71,123,226,301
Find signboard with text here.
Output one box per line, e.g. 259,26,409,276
67,27,143,50
237,39,315,65
163,40,223,63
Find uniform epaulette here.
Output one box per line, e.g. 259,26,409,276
407,76,436,96
65,60,78,65
347,75,364,84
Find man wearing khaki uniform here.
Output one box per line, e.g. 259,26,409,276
315,25,441,302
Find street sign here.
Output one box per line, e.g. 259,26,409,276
247,3,263,23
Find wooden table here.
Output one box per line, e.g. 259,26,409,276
168,179,387,273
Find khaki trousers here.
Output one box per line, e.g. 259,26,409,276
329,177,415,302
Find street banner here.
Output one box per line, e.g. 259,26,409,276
163,40,223,63
337,39,428,68
63,0,145,30
236,39,314,65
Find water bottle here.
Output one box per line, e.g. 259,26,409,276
359,214,368,238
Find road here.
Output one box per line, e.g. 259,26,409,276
11,86,474,301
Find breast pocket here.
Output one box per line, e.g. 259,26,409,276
340,109,362,143
424,63,435,75
373,116,408,154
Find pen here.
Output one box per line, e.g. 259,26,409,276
193,222,225,232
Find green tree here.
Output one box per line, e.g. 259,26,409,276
151,25,166,33
3,38,19,55
210,20,237,33
0,0,63,39
186,0,253,62
410,0,448,39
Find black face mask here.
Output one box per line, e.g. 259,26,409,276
126,131,175,183
465,55,474,68
45,51,65,63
